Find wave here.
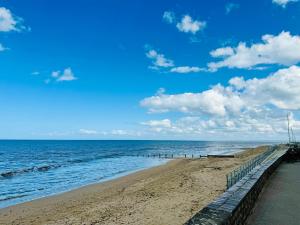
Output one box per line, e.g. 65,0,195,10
0,153,128,179
0,194,28,202
65,153,127,164
0,164,61,179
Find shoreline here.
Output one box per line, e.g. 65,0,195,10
0,157,170,209
0,146,268,225
0,159,177,209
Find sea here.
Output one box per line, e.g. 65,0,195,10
0,140,276,209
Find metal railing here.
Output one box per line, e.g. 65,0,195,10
226,145,278,189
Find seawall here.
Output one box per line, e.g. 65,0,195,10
184,145,289,225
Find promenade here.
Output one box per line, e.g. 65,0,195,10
247,161,300,225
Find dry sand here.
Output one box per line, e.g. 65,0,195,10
0,146,267,225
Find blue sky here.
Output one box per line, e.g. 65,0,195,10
1,0,300,140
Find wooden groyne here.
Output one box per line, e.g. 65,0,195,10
134,154,235,159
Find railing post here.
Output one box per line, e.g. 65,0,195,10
226,174,229,189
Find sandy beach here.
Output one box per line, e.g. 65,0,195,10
0,146,267,225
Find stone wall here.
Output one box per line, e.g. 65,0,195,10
184,147,288,225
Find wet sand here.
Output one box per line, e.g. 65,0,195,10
0,146,267,225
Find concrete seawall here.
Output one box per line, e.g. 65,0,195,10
184,145,289,225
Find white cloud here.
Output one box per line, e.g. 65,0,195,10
141,84,244,116
163,12,206,35
57,68,77,81
141,119,172,128
79,129,98,135
176,15,206,34
210,47,234,57
0,7,24,32
141,108,300,139
142,116,283,135
145,48,205,73
142,119,175,133
141,66,300,117
225,3,240,14
228,76,245,90
208,31,300,71
51,68,77,82
273,0,299,7
162,11,175,24
146,49,174,68
170,66,205,73
231,65,300,110
140,65,300,137
140,113,294,137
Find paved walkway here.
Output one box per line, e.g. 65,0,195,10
247,161,300,225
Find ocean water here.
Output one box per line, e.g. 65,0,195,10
0,140,274,208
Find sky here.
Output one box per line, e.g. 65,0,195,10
1,0,300,140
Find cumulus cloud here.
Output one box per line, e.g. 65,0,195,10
146,49,174,69
208,31,300,71
141,84,244,116
170,66,205,73
141,66,300,117
176,15,206,34
0,7,25,32
51,68,77,82
163,12,206,35
141,110,297,137
273,0,299,7
230,65,300,110
162,11,175,24
225,3,240,14
141,65,300,137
